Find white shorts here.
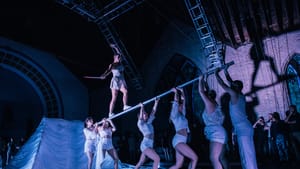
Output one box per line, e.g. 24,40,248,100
204,126,227,144
84,139,97,153
100,138,114,150
140,137,154,152
172,134,187,148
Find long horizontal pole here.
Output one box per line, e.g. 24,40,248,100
107,61,234,120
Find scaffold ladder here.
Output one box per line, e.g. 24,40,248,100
184,0,224,71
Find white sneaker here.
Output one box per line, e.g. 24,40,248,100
123,105,132,111
109,112,115,117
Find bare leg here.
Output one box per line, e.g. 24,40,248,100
169,150,185,169
85,152,94,169
209,141,223,169
135,153,146,169
220,144,229,169
143,148,160,169
174,143,198,169
120,87,128,109
108,148,119,169
109,89,118,115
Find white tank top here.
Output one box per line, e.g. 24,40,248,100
138,114,155,136
83,128,97,140
99,128,112,138
170,102,190,133
202,106,224,126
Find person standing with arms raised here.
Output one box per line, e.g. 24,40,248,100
199,75,228,169
169,87,198,169
215,66,258,169
135,98,160,169
96,118,120,169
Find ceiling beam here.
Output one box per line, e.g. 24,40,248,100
210,0,233,45
257,0,270,34
268,0,280,32
281,0,289,30
223,0,241,44
293,0,300,25
236,0,250,43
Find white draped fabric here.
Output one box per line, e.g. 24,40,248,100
5,118,136,169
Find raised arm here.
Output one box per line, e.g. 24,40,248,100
107,119,116,132
150,97,160,116
284,112,296,124
224,64,233,83
139,103,145,120
198,75,207,94
215,68,236,97
198,75,216,113
96,119,105,131
252,119,261,128
203,73,209,92
110,44,121,56
177,87,185,105
172,88,179,102
170,88,179,119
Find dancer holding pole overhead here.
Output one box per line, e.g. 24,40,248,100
215,66,258,169
135,98,160,169
169,87,198,169
198,74,228,169
96,118,119,169
99,44,131,117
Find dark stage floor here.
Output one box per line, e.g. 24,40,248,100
138,160,300,169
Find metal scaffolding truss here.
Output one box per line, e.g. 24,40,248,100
55,0,144,90
184,0,224,71
0,48,62,117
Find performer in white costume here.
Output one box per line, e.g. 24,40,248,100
199,75,228,169
99,44,131,117
169,88,198,169
83,117,97,169
95,118,119,169
135,98,160,169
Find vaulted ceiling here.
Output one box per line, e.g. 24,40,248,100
202,0,300,48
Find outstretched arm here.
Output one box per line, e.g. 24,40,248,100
99,64,112,79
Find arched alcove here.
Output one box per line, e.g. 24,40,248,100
286,54,300,111
0,68,43,139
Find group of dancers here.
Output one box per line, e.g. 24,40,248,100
83,45,258,169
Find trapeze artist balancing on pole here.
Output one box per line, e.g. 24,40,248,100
84,44,131,117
